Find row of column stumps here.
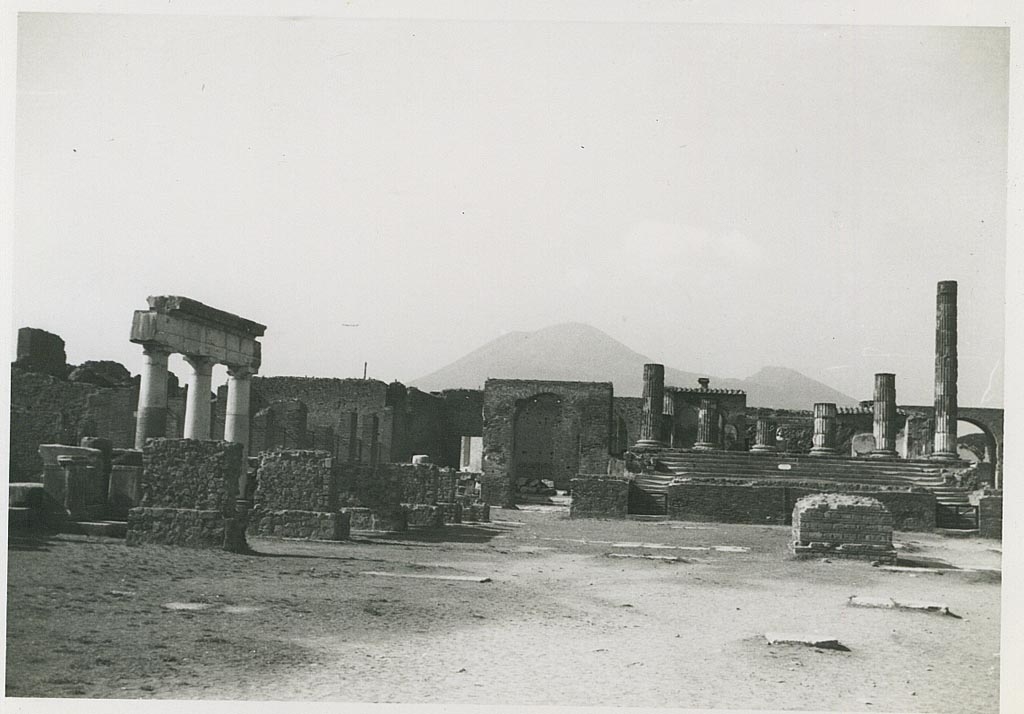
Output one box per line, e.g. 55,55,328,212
134,345,254,453
635,365,723,450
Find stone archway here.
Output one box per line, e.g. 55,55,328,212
957,417,999,487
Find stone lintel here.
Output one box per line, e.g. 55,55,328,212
147,295,266,336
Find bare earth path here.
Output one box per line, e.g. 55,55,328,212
6,508,1002,711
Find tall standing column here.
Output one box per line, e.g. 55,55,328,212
134,345,170,449
751,417,778,453
224,367,253,454
932,280,958,460
183,355,215,440
810,402,838,456
870,373,898,458
694,398,719,450
636,363,666,447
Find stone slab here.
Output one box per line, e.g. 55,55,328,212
764,633,850,651
848,595,958,617
359,571,491,583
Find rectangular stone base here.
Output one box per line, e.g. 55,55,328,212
438,502,462,524
127,507,229,549
247,509,351,540
343,506,408,532
462,502,490,522
792,540,897,564
404,504,444,528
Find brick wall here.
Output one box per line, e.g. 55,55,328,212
791,493,897,562
482,379,613,505
569,477,629,518
665,479,934,531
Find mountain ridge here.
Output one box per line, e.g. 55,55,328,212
411,322,858,409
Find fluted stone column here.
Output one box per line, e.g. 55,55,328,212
694,398,719,450
751,417,778,453
224,367,253,454
870,373,898,458
134,345,170,449
636,363,666,447
932,280,958,460
810,402,838,456
183,355,215,440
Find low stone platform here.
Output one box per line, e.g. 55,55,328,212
344,506,408,532
791,493,897,564
247,509,350,540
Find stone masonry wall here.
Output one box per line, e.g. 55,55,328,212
127,439,244,550
255,450,337,511
970,489,1002,539
569,477,630,518
791,493,897,562
665,479,934,531
482,379,613,506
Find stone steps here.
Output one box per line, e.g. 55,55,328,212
634,447,974,510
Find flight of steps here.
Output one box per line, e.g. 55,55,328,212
632,448,978,528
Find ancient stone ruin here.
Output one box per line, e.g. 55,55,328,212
791,493,897,564
7,281,1005,545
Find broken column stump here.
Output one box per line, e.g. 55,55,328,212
791,493,897,564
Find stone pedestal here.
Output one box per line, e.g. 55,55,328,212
135,346,170,449
57,455,90,518
870,373,898,458
635,363,666,447
694,398,719,451
183,355,215,440
809,402,838,456
750,418,778,453
932,281,958,460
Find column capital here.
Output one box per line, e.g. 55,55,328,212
226,365,255,379
183,354,217,373
141,343,172,358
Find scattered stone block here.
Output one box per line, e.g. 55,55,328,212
764,633,850,651
848,595,959,617
359,571,491,583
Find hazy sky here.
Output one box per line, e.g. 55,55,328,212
12,13,1009,406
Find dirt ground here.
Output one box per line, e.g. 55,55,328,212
4,507,1003,712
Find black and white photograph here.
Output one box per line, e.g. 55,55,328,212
2,1,1021,712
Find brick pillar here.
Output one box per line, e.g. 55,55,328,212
635,363,665,447
751,417,778,453
694,398,719,451
870,373,898,458
134,345,170,449
932,280,958,460
810,403,838,456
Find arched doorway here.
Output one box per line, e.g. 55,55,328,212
511,393,579,492
957,418,998,487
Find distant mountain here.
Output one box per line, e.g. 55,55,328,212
411,322,857,409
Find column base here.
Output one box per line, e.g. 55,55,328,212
633,439,666,449
868,450,898,459
929,451,958,461
693,442,718,451
809,447,838,456
750,445,778,453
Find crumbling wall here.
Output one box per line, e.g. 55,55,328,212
665,479,935,531
970,489,1002,539
246,450,350,540
569,476,630,518
482,379,613,505
10,367,139,481
126,439,245,550
791,493,897,563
